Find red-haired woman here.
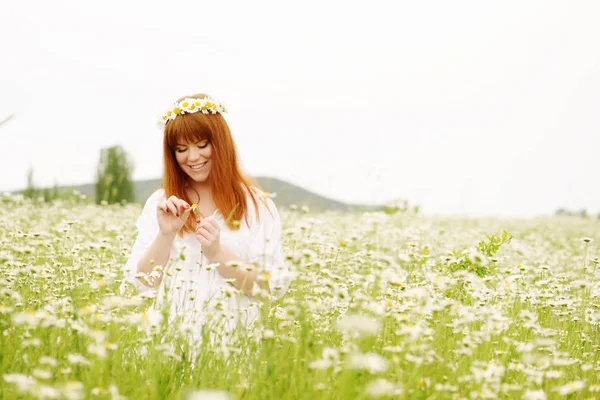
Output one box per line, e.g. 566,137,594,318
121,94,290,335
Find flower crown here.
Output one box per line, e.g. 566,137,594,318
159,97,227,127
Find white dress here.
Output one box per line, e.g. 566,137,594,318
120,187,290,339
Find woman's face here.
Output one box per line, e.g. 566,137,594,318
174,138,213,182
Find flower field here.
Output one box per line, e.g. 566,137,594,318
1,194,600,399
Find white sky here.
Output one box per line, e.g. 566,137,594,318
1,0,599,217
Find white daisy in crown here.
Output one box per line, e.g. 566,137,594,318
158,96,227,127
179,98,196,113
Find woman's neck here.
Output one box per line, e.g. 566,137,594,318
186,182,211,203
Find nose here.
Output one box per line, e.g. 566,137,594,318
188,146,204,161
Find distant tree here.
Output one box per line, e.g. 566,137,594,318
43,181,60,203
554,207,593,218
95,145,135,204
22,166,39,199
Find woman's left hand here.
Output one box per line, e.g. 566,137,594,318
196,216,221,260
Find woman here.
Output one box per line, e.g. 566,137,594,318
121,93,290,337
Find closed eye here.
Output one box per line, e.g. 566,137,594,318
176,141,209,153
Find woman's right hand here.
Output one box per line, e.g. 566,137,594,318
156,195,192,236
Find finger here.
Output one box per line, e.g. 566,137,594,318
209,219,219,230
156,202,168,214
165,200,179,216
173,199,191,216
173,198,190,213
196,232,208,244
198,227,212,239
199,220,216,234
195,226,210,242
170,197,181,210
180,207,192,219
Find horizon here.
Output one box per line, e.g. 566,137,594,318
6,173,595,219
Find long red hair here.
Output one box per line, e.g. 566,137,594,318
162,93,264,235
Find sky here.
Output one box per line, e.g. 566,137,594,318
1,0,599,218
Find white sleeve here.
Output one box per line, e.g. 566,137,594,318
120,190,164,295
248,197,291,300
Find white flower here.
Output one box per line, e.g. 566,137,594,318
179,98,197,113
215,100,226,113
467,249,488,265
403,287,429,301
161,108,176,124
32,368,52,380
141,308,163,329
12,310,48,327
554,380,586,395
204,100,218,114
346,352,389,373
61,381,84,400
170,98,223,116
88,343,107,359
102,295,142,309
89,330,107,343
3,373,36,392
34,384,61,398
66,353,90,366
0,305,14,314
338,314,380,337
308,359,333,370
158,114,169,127
39,356,58,367
364,378,403,397
261,329,275,339
522,389,546,400
185,389,232,400
108,384,127,400
395,323,426,341
545,370,562,378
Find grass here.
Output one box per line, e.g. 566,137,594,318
1,193,600,399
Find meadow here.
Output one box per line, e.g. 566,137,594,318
1,193,600,399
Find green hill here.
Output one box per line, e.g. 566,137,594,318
45,177,381,213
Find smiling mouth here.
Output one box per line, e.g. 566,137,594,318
190,161,208,170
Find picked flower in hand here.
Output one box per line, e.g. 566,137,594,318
191,204,203,222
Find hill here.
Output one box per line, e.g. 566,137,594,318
47,177,381,213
